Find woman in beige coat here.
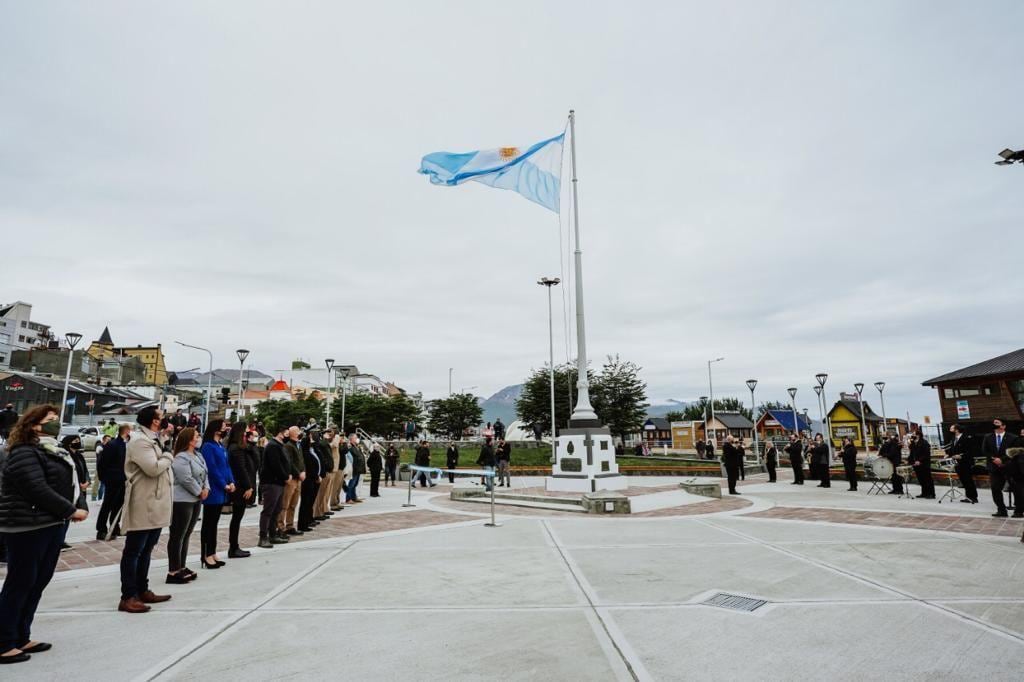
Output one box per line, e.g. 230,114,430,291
117,407,175,614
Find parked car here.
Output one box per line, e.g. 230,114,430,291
58,425,102,450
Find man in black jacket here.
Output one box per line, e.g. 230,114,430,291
910,431,934,499
312,430,335,519
258,425,290,547
476,438,496,492
945,424,977,504
784,435,804,485
981,418,1021,517
298,433,323,532
764,441,778,483
413,440,434,488
445,442,460,483
0,404,16,442
880,435,903,495
721,436,742,495
95,424,129,540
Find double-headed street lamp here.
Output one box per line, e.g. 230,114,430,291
813,385,825,437
539,277,561,462
325,358,335,427
874,382,888,437
787,387,799,440
746,379,759,459
235,349,249,422
815,373,834,460
853,382,870,451
58,332,83,424
707,357,724,445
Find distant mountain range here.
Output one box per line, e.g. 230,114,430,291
478,385,693,425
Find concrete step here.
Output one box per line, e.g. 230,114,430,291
457,495,586,514
492,491,582,505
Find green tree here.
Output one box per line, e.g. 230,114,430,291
515,363,593,436
591,355,649,444
758,400,789,413
331,392,422,437
681,397,751,421
251,395,325,433
427,393,483,439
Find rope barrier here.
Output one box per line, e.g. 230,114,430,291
404,465,500,527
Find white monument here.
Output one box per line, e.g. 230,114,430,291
545,110,627,494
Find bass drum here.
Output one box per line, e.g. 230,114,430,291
863,456,893,480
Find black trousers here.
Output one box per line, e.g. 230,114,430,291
167,501,201,572
447,461,458,483
914,465,935,497
766,457,777,482
0,524,66,652
790,455,804,483
725,462,739,493
96,481,125,536
259,484,284,537
369,469,382,496
120,528,161,599
844,458,858,490
229,499,247,549
298,478,319,529
990,468,1023,513
385,464,397,484
200,504,223,558
818,460,831,487
890,468,904,493
956,461,978,501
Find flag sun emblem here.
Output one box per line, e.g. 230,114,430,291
499,147,519,159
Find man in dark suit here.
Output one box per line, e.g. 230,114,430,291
445,442,460,483
764,441,778,483
722,436,742,495
880,434,903,495
784,434,804,485
910,430,934,498
982,418,1021,517
945,424,977,504
96,424,129,540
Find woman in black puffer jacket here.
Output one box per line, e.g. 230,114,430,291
0,405,89,665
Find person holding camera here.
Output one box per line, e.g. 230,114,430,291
0,405,89,664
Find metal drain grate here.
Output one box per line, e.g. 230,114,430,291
701,592,767,612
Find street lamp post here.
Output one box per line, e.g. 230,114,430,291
815,373,834,460
448,368,453,397
853,382,870,451
539,277,561,462
176,341,214,428
813,385,824,435
874,382,887,437
235,349,249,422
787,387,799,441
58,332,83,424
746,379,759,462
707,357,724,446
325,359,335,427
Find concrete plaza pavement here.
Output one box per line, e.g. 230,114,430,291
12,471,1024,681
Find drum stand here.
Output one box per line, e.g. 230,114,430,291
937,470,962,504
896,466,915,500
866,476,890,496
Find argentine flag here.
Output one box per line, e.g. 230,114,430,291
418,132,565,212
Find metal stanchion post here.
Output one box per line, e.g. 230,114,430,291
484,472,501,527
402,468,415,507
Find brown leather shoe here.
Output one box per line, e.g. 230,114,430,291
139,590,172,604
118,597,151,613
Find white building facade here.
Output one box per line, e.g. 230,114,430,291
0,301,51,369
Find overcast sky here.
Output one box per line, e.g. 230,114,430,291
2,1,1022,422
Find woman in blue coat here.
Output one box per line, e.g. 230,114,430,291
199,420,235,568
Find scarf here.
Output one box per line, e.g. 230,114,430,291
39,436,79,502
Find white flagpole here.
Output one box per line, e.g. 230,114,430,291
567,110,599,425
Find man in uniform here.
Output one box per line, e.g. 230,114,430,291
982,418,1021,517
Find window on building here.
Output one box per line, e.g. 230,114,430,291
18,335,25,342
1009,380,1024,416
20,321,27,328
943,385,998,399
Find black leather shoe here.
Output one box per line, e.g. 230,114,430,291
201,560,221,569
298,526,313,532
993,511,1008,518
228,548,251,558
286,529,303,536
166,572,191,584
19,642,51,654
257,537,273,549
0,652,31,664
271,535,289,544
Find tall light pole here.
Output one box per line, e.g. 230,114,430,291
746,379,759,459
815,373,834,460
333,365,358,435
853,382,869,451
787,387,799,441
874,382,887,437
235,349,249,423
539,277,561,462
58,332,83,424
707,357,724,445
325,358,335,427
813,385,824,435
448,368,453,397
177,340,213,428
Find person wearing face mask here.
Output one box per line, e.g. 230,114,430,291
277,426,305,536
96,423,129,541
982,418,1021,517
0,405,89,664
226,422,255,559
59,435,91,549
117,406,174,614
199,420,236,568
297,431,322,532
809,434,830,488
312,429,335,520
345,434,366,503
166,427,207,584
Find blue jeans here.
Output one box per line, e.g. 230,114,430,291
120,528,162,600
346,474,362,502
0,524,67,652
482,466,495,492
